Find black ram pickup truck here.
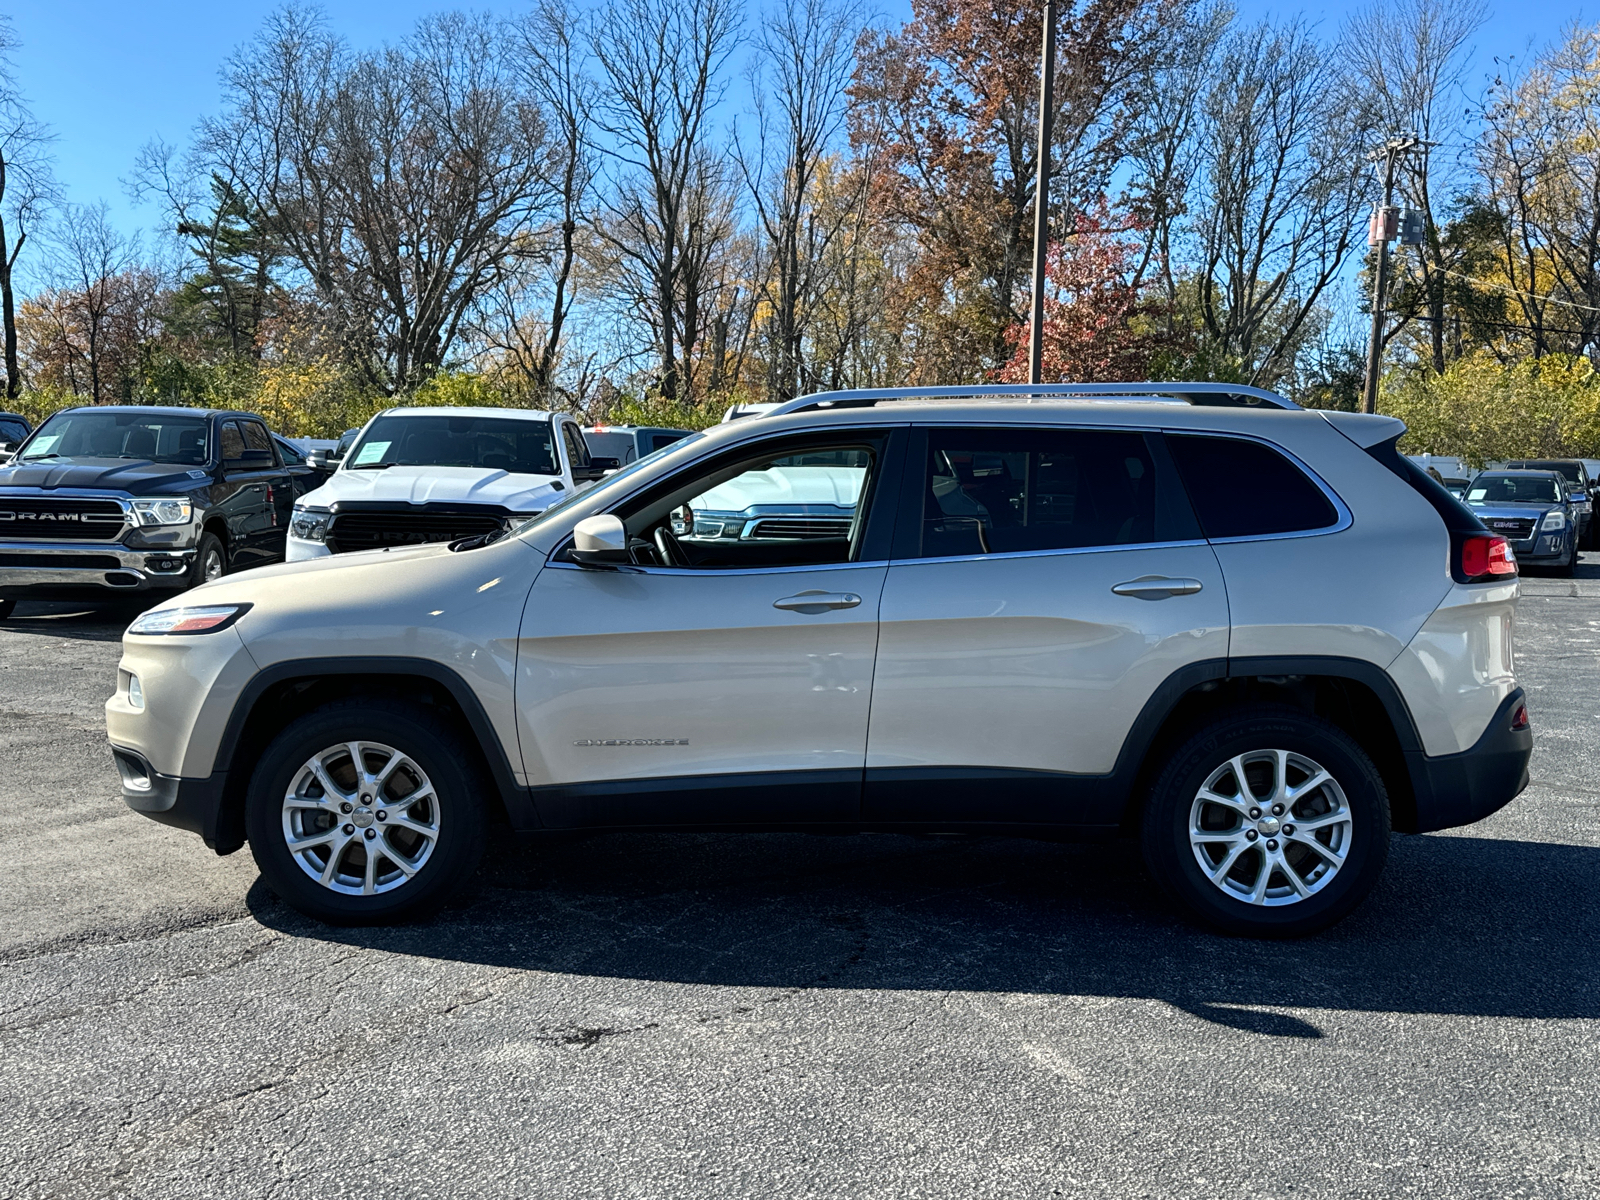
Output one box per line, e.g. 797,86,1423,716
0,406,321,619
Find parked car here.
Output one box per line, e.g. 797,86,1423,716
1463,470,1578,574
108,382,1531,938
286,407,617,560
582,424,693,466
306,427,361,471
1500,459,1593,548
0,406,324,619
0,412,30,464
273,434,336,491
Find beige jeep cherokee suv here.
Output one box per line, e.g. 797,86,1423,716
106,385,1531,936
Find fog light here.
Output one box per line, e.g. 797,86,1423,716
127,674,144,710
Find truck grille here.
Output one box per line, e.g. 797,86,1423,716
0,497,126,540
745,517,853,540
1484,517,1536,539
0,552,123,568
325,511,507,554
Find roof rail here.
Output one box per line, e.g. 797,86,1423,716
765,382,1300,417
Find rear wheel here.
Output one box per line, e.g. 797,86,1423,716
1141,707,1390,938
246,699,487,924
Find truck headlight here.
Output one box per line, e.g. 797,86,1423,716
1540,510,1567,531
131,498,194,526
290,507,331,541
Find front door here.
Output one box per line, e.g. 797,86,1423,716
515,428,901,828
864,424,1230,826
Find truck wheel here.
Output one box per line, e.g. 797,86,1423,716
192,531,227,587
1141,706,1390,938
245,699,487,924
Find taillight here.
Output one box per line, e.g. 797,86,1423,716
1457,533,1517,582
1510,704,1530,732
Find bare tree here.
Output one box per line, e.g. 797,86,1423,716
46,203,143,404
591,0,742,402
205,7,557,392
1190,20,1371,384
502,0,599,400
1344,0,1487,372
736,0,862,401
0,16,56,400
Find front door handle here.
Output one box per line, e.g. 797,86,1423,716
1111,576,1204,599
774,591,863,614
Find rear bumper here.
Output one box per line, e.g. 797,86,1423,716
1405,689,1532,833
0,540,193,596
112,746,240,853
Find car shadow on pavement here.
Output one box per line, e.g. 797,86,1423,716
0,601,151,640
245,828,1598,1034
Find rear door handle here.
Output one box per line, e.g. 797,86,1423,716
1111,576,1203,599
774,591,863,613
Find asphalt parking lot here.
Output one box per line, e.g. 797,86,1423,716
3,564,1598,1200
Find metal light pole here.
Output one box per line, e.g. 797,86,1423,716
1027,0,1057,385
1362,134,1422,414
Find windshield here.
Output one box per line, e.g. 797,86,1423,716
1467,475,1562,505
512,432,708,533
20,411,210,465
345,414,558,475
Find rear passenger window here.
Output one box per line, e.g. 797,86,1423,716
1167,435,1338,539
916,428,1167,557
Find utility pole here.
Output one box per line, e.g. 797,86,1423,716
1027,0,1057,385
1362,134,1422,414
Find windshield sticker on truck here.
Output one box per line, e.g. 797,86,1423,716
352,440,391,465
24,434,60,456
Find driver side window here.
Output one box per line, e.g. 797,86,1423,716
613,437,880,570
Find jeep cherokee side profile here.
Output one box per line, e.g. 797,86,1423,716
106,384,1531,937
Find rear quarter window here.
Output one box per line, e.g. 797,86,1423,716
1167,434,1339,539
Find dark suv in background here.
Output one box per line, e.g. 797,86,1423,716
0,406,322,618
1501,459,1593,547
0,412,30,464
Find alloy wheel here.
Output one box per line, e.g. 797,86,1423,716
1188,748,1352,906
202,548,225,581
281,740,441,896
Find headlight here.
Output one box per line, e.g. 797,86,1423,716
290,507,331,541
131,498,194,527
1540,510,1567,531
128,603,251,635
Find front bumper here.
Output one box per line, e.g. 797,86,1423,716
0,540,194,596
1405,689,1533,833
1508,533,1570,562
112,746,239,852
285,533,331,562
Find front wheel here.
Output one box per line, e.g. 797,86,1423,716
1141,707,1390,938
191,531,227,588
246,699,487,924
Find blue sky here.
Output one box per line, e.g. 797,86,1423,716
1,0,1592,257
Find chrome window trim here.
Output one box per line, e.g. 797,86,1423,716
543,557,890,578
885,538,1213,567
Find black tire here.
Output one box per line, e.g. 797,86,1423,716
1556,537,1577,577
1141,706,1390,938
191,530,228,588
246,698,487,924
0,598,14,621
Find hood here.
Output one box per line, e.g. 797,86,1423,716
299,465,565,512
1468,501,1562,524
694,465,863,512
0,457,213,494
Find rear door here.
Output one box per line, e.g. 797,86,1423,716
863,424,1230,826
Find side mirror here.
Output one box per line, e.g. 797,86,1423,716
570,514,629,567
307,450,331,468
572,457,620,483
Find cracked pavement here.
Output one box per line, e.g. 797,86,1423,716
2,565,1599,1199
